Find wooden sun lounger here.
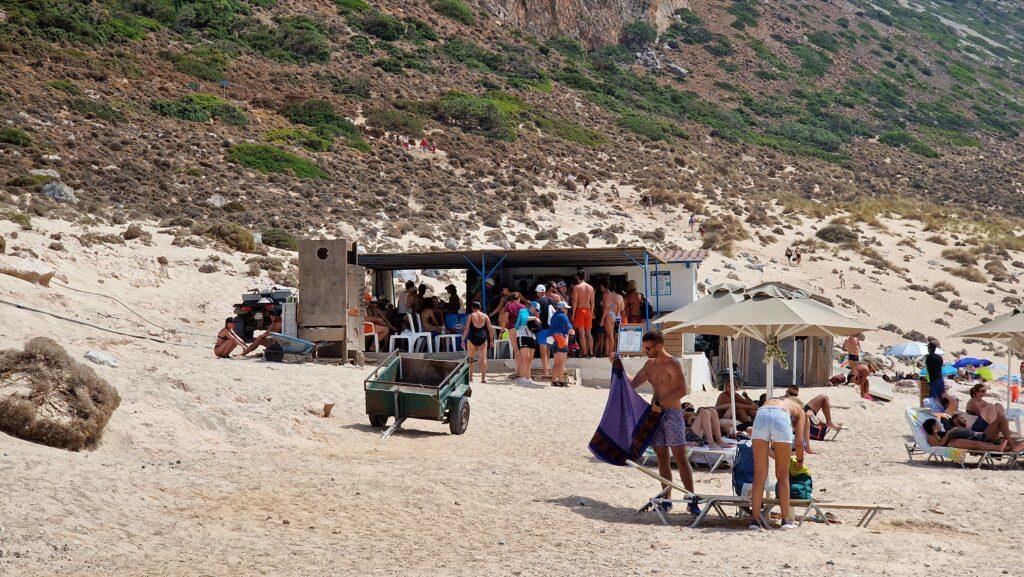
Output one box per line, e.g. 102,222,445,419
626,460,892,528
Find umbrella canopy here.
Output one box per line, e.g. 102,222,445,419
659,284,746,331
953,357,991,368
670,292,873,396
886,342,945,358
919,364,958,377
953,309,1024,340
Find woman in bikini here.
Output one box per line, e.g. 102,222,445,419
966,383,1011,435
462,301,493,383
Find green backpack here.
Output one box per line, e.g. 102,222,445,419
789,472,813,500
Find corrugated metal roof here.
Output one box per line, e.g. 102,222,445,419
355,246,690,271
653,249,708,263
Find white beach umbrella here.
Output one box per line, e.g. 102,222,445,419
953,309,1024,405
672,292,874,397
886,342,945,358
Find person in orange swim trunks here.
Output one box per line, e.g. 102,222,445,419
570,270,595,357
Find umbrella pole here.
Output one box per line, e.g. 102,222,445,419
767,358,775,398
792,339,798,387
727,336,737,436
1008,343,1014,406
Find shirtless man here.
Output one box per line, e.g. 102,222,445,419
785,385,842,430
614,331,697,514
571,270,596,357
749,396,806,530
214,318,246,358
598,283,624,359
242,313,282,356
715,386,758,423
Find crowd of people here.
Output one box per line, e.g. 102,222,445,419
361,270,661,385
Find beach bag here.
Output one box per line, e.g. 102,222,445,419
788,458,813,499
732,440,755,496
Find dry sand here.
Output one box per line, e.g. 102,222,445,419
2,217,1024,576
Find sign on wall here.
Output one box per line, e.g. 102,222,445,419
650,270,672,296
617,324,644,354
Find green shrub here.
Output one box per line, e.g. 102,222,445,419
246,16,330,63
727,0,760,30
617,114,688,142
704,38,734,57
945,62,978,86
816,224,857,244
358,10,405,41
0,127,32,146
372,57,407,75
262,228,299,251
788,44,831,77
674,8,702,25
1,207,32,229
279,99,369,151
619,20,657,49
48,79,81,96
0,90,10,106
203,222,257,252
335,0,370,14
430,0,475,25
1,1,160,44
402,17,438,43
365,108,426,137
879,130,940,157
151,94,247,125
535,115,607,147
264,128,331,151
67,98,125,123
908,140,940,158
346,35,374,55
226,144,329,179
766,121,843,152
161,47,231,81
420,91,520,141
806,31,839,52
6,174,54,187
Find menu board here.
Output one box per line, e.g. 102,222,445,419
617,324,644,354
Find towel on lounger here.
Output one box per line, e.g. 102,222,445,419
588,364,663,465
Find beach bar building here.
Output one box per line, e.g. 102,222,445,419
356,246,711,387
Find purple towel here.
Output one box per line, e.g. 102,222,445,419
589,367,663,466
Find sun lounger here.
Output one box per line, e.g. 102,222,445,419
638,444,736,473
626,460,891,528
904,407,1021,470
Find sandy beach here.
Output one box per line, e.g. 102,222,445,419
3,217,1024,576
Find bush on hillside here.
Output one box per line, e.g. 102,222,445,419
430,0,475,25
160,47,231,81
151,94,248,125
262,228,299,251
263,128,331,152
617,114,688,142
421,92,520,141
365,108,426,137
246,16,330,63
226,144,329,180
358,10,405,41
335,0,371,13
280,99,369,151
816,223,857,244
0,128,32,146
67,98,125,123
619,21,657,49
203,222,257,252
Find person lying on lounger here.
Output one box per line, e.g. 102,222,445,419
946,413,1024,451
684,402,740,437
922,418,1008,452
715,388,757,423
682,406,728,448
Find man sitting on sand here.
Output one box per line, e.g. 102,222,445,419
242,312,282,356
922,418,1010,453
615,331,698,515
215,318,247,358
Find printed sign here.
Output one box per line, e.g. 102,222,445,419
618,324,644,354
650,270,672,296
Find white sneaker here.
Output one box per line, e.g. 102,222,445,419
780,522,798,530
749,523,763,531
524,378,538,386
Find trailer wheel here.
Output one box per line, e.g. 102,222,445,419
368,414,388,428
449,397,470,435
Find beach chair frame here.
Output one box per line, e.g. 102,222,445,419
627,460,891,528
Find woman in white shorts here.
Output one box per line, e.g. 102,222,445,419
749,398,806,530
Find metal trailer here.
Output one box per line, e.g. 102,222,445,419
364,353,472,439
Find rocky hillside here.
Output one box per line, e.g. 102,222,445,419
0,0,1023,259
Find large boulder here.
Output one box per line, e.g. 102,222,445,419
40,181,78,203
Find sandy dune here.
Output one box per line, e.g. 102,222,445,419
2,217,1024,576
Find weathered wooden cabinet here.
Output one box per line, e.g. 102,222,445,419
297,238,365,357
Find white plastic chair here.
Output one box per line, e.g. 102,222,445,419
435,333,460,352
404,313,433,353
491,327,512,359
364,322,379,353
